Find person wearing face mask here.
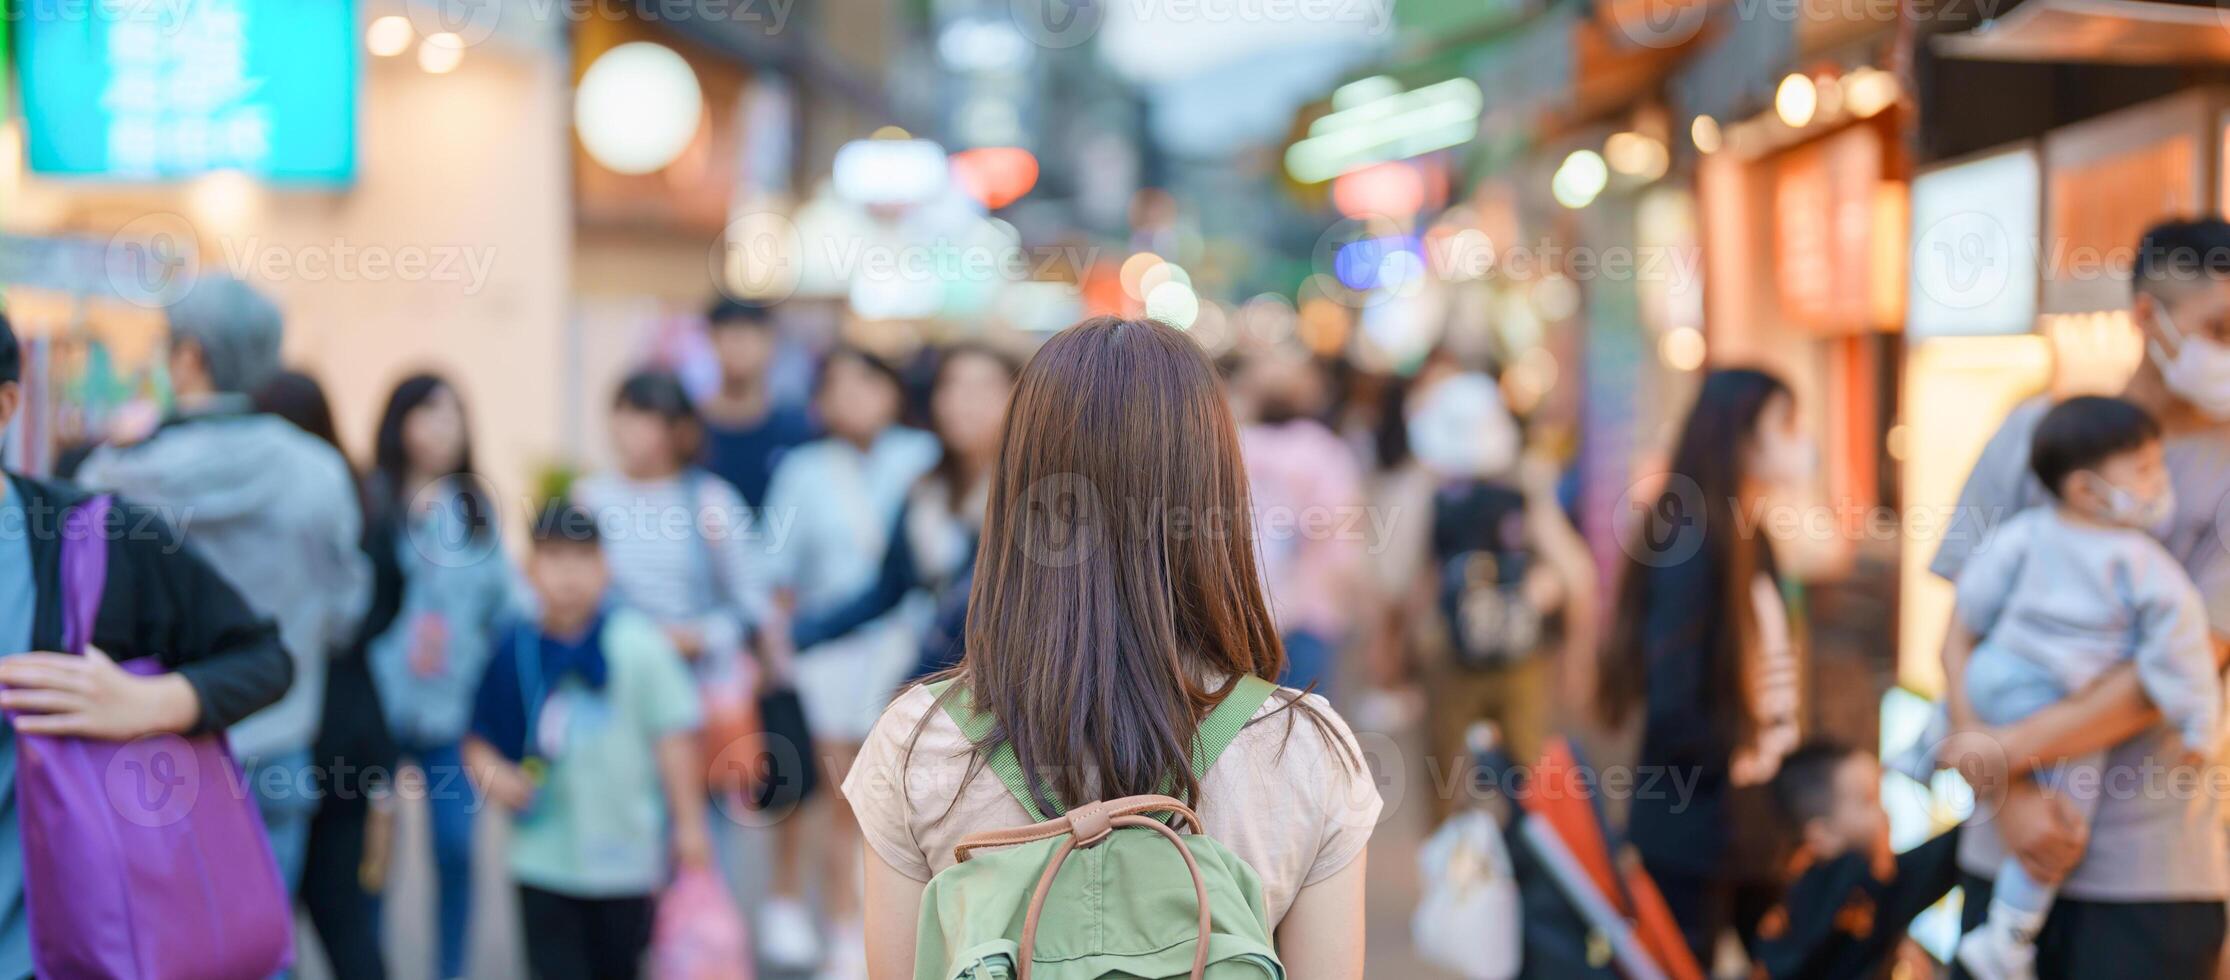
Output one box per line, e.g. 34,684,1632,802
1941,396,2217,980
1928,219,2230,980
1595,368,1815,968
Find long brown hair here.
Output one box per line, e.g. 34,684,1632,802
939,317,1295,817
1596,367,1789,750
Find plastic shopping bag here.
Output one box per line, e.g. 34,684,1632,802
1414,809,1522,980
652,868,752,980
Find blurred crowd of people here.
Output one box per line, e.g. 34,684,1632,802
0,269,1587,977
7,217,2230,980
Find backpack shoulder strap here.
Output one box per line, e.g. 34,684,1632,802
930,674,1281,823
1190,674,1278,781
928,679,1051,822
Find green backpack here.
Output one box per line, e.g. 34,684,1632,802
912,675,1289,980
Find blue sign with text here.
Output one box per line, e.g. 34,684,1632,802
18,0,357,183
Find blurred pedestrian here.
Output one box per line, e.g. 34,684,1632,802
254,369,400,980
1231,349,1365,699
1350,372,1434,732
359,373,518,980
1929,218,2230,980
0,311,297,980
76,278,370,899
1596,367,1811,967
1404,369,1594,819
1751,742,1961,980
789,342,1020,679
569,371,775,942
254,369,345,452
757,345,939,977
1947,397,2215,980
848,316,1381,979
574,371,772,667
466,502,712,980
698,299,814,512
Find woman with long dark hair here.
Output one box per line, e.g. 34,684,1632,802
359,372,517,980
254,370,398,980
1597,367,1813,967
848,317,1380,979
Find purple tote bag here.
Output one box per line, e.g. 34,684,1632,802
12,495,294,979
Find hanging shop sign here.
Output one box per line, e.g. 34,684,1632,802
1284,76,1486,184
1906,145,2041,339
2042,89,2218,315
1773,122,1885,333
18,0,358,183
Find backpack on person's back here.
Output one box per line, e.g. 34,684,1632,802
911,675,1287,979
1430,479,1543,669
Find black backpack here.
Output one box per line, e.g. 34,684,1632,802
1430,479,1543,670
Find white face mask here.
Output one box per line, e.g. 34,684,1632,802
2086,473,2177,531
2149,307,2230,420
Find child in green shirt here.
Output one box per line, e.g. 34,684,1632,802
466,503,712,980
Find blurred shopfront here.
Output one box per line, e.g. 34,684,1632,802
1274,0,1919,739
1898,0,2230,693
0,0,875,510
1,0,574,512
1269,0,2230,754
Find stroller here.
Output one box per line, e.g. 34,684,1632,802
1414,725,1704,980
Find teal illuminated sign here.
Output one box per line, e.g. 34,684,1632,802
17,0,357,183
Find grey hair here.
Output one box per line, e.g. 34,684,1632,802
167,277,283,394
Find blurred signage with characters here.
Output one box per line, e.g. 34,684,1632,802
18,0,357,183
2042,90,2217,315
1773,123,1886,333
1906,145,2041,339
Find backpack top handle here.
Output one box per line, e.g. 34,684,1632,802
951,794,1202,863
1010,798,1214,980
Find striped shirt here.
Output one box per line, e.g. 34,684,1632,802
569,470,773,666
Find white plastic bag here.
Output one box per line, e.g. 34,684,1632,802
1413,810,1522,980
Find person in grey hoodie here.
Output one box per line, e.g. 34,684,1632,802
74,277,371,896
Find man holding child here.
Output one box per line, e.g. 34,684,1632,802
1932,218,2230,979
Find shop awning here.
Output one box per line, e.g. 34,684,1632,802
1933,0,2230,63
